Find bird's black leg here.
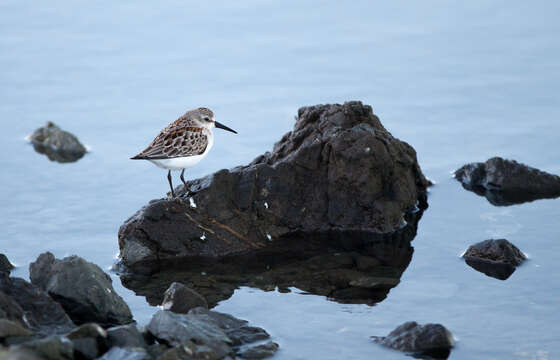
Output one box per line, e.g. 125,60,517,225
167,170,175,198
180,169,190,196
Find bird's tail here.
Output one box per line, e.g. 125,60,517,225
130,154,146,160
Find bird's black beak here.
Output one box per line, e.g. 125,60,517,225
215,121,237,134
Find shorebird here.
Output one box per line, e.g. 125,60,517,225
131,107,237,197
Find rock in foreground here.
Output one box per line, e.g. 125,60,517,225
29,122,87,163
0,272,75,336
372,321,454,359
147,308,277,359
119,101,430,272
462,239,526,280
455,157,560,205
29,252,133,327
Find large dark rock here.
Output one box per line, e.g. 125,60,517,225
463,239,527,280
0,273,75,336
0,254,14,274
29,122,87,163
120,210,421,308
372,321,454,359
29,252,133,328
118,101,429,272
162,282,208,314
455,157,560,205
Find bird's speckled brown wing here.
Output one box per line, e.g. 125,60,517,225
132,126,208,159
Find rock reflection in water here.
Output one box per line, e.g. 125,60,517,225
31,143,86,163
119,210,423,308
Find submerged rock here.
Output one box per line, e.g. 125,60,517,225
29,252,133,327
29,122,87,163
372,321,454,359
454,157,560,205
0,254,14,274
0,273,75,336
462,239,526,280
162,282,208,314
119,101,429,273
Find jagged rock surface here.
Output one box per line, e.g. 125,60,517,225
372,321,454,357
455,157,560,205
0,272,75,335
463,239,526,280
119,101,429,272
29,252,133,327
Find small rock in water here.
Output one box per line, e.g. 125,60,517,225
162,282,208,314
454,157,560,205
0,254,15,273
28,122,87,163
462,239,526,280
29,252,133,327
372,321,454,358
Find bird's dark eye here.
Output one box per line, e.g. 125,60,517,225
203,117,211,122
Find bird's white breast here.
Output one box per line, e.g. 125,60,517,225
149,130,214,170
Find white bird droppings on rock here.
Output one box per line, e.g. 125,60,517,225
189,197,197,208
200,232,206,241
264,202,269,209
266,233,272,241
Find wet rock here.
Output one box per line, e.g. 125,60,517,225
455,157,560,205
146,310,231,358
29,252,133,327
106,324,147,349
238,341,279,359
162,282,208,314
120,211,421,308
462,239,526,280
66,323,108,359
17,335,74,360
97,347,150,360
372,321,454,359
119,101,429,273
29,122,87,163
0,254,14,274
0,274,75,335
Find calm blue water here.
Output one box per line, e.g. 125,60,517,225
1,1,559,359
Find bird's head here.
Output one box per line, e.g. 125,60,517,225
189,107,237,134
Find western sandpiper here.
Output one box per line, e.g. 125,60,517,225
131,107,237,197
